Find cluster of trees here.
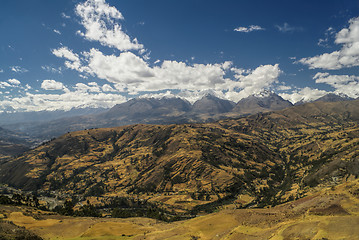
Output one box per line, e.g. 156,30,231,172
53,200,101,217
52,196,189,222
107,196,185,222
0,193,41,209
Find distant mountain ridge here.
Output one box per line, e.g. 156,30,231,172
233,90,293,114
0,107,107,125
106,97,192,119
2,91,357,141
191,94,236,114
2,92,294,140
314,93,354,102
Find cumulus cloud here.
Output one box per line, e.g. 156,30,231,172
0,82,12,88
226,64,282,101
0,78,24,89
102,84,116,92
0,79,23,89
52,47,80,62
74,82,102,92
75,0,143,51
52,47,89,72
299,17,359,69
53,47,238,94
41,79,68,92
8,79,21,85
53,45,284,102
0,69,4,73
0,91,127,112
234,25,265,33
313,72,359,98
279,87,328,103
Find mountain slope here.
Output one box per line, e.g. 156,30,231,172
191,94,235,114
1,100,358,212
0,127,34,160
105,97,192,119
315,93,354,102
233,91,293,114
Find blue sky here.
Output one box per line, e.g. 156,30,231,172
1,0,359,112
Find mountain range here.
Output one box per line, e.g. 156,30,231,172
1,91,356,146
2,92,293,140
1,99,358,213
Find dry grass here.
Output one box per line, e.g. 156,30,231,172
1,178,359,240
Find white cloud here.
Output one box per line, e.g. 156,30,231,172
54,47,232,93
234,25,265,33
0,69,4,73
41,65,63,74
0,82,11,88
75,0,143,51
275,23,303,33
277,85,292,91
317,27,336,48
52,47,88,72
8,79,21,85
25,84,32,90
300,17,359,69
102,84,116,92
41,79,68,92
0,91,127,112
279,87,328,103
84,48,153,90
53,29,61,35
61,12,71,19
10,66,28,73
0,79,23,89
52,47,80,62
226,64,282,101
54,46,283,102
74,82,101,92
313,72,359,98
139,90,176,100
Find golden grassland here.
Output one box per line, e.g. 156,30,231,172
2,178,359,240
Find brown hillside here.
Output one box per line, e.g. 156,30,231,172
2,178,359,240
0,100,359,211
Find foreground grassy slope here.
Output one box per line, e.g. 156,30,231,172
0,100,359,211
2,178,359,240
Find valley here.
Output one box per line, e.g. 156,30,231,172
1,177,359,239
0,99,358,239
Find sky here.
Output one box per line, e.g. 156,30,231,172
1,0,359,112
